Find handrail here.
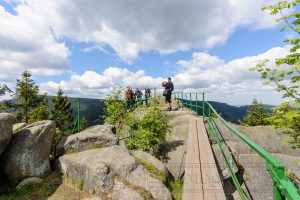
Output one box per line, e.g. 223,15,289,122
174,92,300,200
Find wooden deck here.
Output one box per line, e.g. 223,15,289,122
183,118,226,200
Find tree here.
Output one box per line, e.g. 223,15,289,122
250,0,300,148
80,116,89,131
28,94,49,123
250,0,300,102
243,98,269,126
103,88,128,128
267,102,300,148
7,70,43,123
50,87,74,134
50,87,74,160
0,84,12,111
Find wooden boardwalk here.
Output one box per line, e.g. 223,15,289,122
183,118,226,200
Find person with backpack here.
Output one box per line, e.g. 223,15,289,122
144,87,151,107
162,77,174,111
135,88,143,104
125,86,133,108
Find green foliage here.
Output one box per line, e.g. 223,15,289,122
251,1,300,147
104,89,169,154
267,102,300,148
6,70,46,123
167,178,183,200
50,87,74,159
243,98,269,126
28,94,49,123
80,116,89,131
104,88,127,128
251,0,300,102
123,98,169,154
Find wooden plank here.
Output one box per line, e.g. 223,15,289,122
183,119,204,200
183,118,226,200
197,119,226,200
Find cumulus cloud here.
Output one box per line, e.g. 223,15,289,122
40,46,289,104
6,0,278,63
0,4,70,84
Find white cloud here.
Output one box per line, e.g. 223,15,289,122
6,0,279,63
40,46,290,105
0,4,70,83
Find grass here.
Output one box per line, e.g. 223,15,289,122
0,172,62,200
167,178,184,200
134,157,166,183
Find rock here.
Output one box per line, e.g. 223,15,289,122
58,145,172,200
58,145,137,194
127,165,172,200
13,123,27,132
56,125,118,156
112,181,143,200
83,197,102,200
131,150,171,179
0,113,14,156
17,177,43,188
1,120,55,183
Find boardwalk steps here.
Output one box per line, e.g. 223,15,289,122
183,118,226,200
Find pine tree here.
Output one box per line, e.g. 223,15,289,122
244,98,269,126
80,116,89,131
7,70,43,123
50,87,74,134
28,94,49,123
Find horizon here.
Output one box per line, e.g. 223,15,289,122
0,0,296,105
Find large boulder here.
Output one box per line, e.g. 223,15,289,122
1,120,55,183
58,145,172,200
0,113,15,156
56,125,118,156
13,123,27,132
111,181,143,200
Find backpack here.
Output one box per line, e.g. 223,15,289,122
125,89,131,99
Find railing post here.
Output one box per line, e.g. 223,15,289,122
181,92,183,108
271,164,285,200
202,93,205,117
185,93,187,108
196,93,198,115
189,93,192,110
77,98,80,133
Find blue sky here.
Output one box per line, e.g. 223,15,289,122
0,0,296,105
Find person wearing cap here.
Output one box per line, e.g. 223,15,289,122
162,77,174,111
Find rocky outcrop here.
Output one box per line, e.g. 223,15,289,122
58,145,172,200
0,113,15,156
56,125,118,156
1,120,55,183
131,150,171,179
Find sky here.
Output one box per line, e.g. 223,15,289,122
0,0,297,105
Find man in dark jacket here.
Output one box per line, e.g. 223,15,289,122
162,77,174,111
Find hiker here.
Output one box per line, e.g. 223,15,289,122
125,86,133,108
162,77,174,111
135,88,143,104
144,87,151,106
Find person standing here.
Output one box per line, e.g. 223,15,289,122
144,87,151,106
162,77,174,111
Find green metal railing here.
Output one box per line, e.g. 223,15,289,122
173,92,300,200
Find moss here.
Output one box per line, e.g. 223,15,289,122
63,149,81,155
134,157,166,183
167,178,184,200
0,172,62,200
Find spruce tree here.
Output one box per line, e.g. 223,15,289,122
244,98,269,126
80,116,89,131
28,94,49,123
50,87,74,134
9,70,43,123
